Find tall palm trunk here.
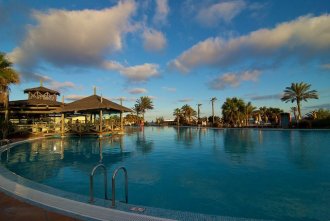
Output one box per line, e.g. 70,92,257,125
297,100,301,120
212,101,215,123
293,110,297,120
3,90,9,139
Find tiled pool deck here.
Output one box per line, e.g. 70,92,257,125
0,191,80,221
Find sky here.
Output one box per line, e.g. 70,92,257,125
1,0,330,121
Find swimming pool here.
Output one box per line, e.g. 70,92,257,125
1,127,330,221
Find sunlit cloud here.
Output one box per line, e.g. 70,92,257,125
142,28,167,52
9,1,136,79
196,0,246,26
208,70,261,90
128,88,148,94
162,86,176,92
170,14,330,73
321,63,330,70
153,0,169,25
48,81,77,92
103,61,160,82
250,93,283,101
65,94,86,101
305,103,330,110
111,97,136,102
178,98,193,102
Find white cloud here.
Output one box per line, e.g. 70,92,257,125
153,0,169,25
142,28,166,52
111,97,136,102
178,98,193,103
240,70,260,81
128,88,148,94
321,63,330,70
103,61,160,82
208,70,261,90
48,81,77,92
170,14,330,73
250,94,282,101
147,95,157,100
20,72,52,83
65,94,87,101
27,74,78,93
162,86,176,92
196,0,246,26
9,1,136,72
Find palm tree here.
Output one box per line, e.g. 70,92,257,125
197,104,202,123
266,107,283,125
290,107,298,121
244,102,256,126
135,96,154,122
133,104,140,117
281,82,318,120
308,108,330,120
222,97,245,127
258,106,268,123
181,104,196,124
306,110,317,120
210,97,217,124
1,52,20,138
173,108,181,126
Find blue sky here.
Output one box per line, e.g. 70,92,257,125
1,0,330,121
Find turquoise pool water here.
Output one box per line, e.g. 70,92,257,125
1,127,330,221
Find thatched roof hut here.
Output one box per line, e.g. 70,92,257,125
24,86,60,95
61,95,132,114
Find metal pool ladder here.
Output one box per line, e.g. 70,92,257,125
112,166,128,207
89,164,128,207
89,163,108,203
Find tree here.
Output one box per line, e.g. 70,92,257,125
181,104,196,124
244,102,256,126
222,97,245,127
133,104,141,117
173,108,181,126
124,114,141,125
156,117,164,125
210,97,217,124
266,107,283,124
281,82,318,120
306,109,330,120
0,52,20,139
135,96,154,122
290,107,298,121
197,103,202,122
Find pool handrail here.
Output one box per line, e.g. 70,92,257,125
112,166,128,207
89,163,108,203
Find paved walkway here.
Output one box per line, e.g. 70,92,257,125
0,191,81,221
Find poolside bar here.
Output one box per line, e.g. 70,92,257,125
0,84,132,138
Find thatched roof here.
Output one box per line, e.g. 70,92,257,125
9,99,62,106
24,86,60,95
61,95,132,113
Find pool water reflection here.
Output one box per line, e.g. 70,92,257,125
1,127,330,221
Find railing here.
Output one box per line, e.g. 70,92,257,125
89,163,108,203
112,166,128,207
89,164,128,207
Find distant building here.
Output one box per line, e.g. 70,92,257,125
280,113,291,128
